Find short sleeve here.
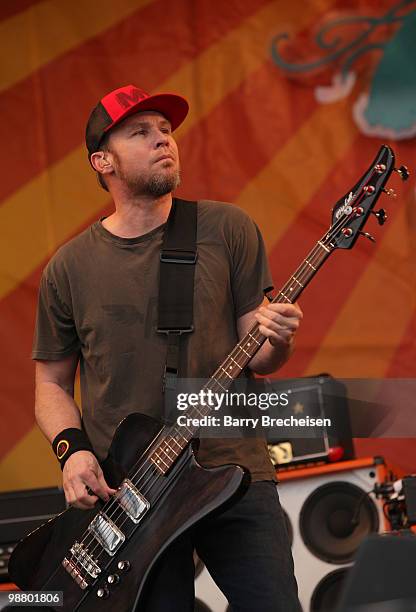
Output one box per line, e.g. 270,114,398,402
231,214,274,318
32,267,80,360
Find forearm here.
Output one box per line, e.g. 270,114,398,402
248,337,294,375
35,381,81,443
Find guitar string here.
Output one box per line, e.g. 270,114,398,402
70,185,375,579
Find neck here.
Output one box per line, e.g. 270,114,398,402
102,192,173,238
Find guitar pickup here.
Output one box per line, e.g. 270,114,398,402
115,479,150,524
88,512,125,556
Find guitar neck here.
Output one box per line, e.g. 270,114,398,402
149,233,334,472
211,236,333,386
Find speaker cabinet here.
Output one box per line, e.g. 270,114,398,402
192,458,389,612
194,555,227,612
277,457,390,612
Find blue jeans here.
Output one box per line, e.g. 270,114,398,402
141,481,301,612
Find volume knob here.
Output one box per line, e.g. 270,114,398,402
107,573,120,584
117,560,131,572
97,587,109,598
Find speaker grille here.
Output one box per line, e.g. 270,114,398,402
311,567,349,612
300,481,379,564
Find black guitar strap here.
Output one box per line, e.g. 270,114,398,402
157,198,197,394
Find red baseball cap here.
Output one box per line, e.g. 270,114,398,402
85,84,189,156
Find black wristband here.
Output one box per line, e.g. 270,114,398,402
52,428,94,470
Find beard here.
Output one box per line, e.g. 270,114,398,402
114,156,181,197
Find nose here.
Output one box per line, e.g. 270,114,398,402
155,132,169,148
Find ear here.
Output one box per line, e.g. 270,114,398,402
90,151,113,176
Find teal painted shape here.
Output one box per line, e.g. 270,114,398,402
365,10,416,131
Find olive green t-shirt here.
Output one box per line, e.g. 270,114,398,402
33,200,277,481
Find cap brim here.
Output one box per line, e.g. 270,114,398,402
103,93,189,134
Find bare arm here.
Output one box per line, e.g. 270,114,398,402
35,354,82,441
237,300,303,375
35,355,115,509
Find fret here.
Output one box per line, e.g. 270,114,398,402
164,439,179,457
151,451,170,472
292,276,304,288
305,259,317,271
279,291,291,302
191,403,210,419
167,436,183,452
230,355,243,369
318,240,331,253
248,332,261,345
158,445,173,464
212,378,227,391
191,404,206,418
171,429,192,447
221,366,233,379
176,422,193,437
238,345,251,358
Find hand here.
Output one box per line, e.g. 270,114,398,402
62,450,116,510
254,302,303,348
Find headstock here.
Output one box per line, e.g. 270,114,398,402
326,145,409,250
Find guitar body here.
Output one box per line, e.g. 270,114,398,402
9,413,249,611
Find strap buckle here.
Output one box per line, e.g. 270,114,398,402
156,326,194,335
160,249,197,265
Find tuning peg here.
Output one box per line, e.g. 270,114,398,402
382,188,396,198
394,165,409,181
371,208,387,225
358,231,376,243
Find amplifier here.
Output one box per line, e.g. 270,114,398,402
267,375,354,467
0,487,66,582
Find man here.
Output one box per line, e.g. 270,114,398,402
33,85,302,611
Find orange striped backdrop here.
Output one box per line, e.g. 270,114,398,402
1,0,415,491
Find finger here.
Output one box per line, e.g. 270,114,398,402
270,315,300,332
63,482,77,507
259,303,302,321
96,470,117,496
72,477,98,508
83,471,113,502
258,324,293,345
65,481,96,510
263,303,303,319
255,312,298,335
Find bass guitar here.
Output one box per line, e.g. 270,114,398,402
8,145,408,610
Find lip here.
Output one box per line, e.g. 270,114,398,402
154,154,174,163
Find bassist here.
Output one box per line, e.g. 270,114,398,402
32,85,303,611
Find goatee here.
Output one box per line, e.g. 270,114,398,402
125,169,181,197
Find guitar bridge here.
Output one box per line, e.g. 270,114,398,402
62,556,89,590
70,542,101,579
115,479,150,523
88,512,125,556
